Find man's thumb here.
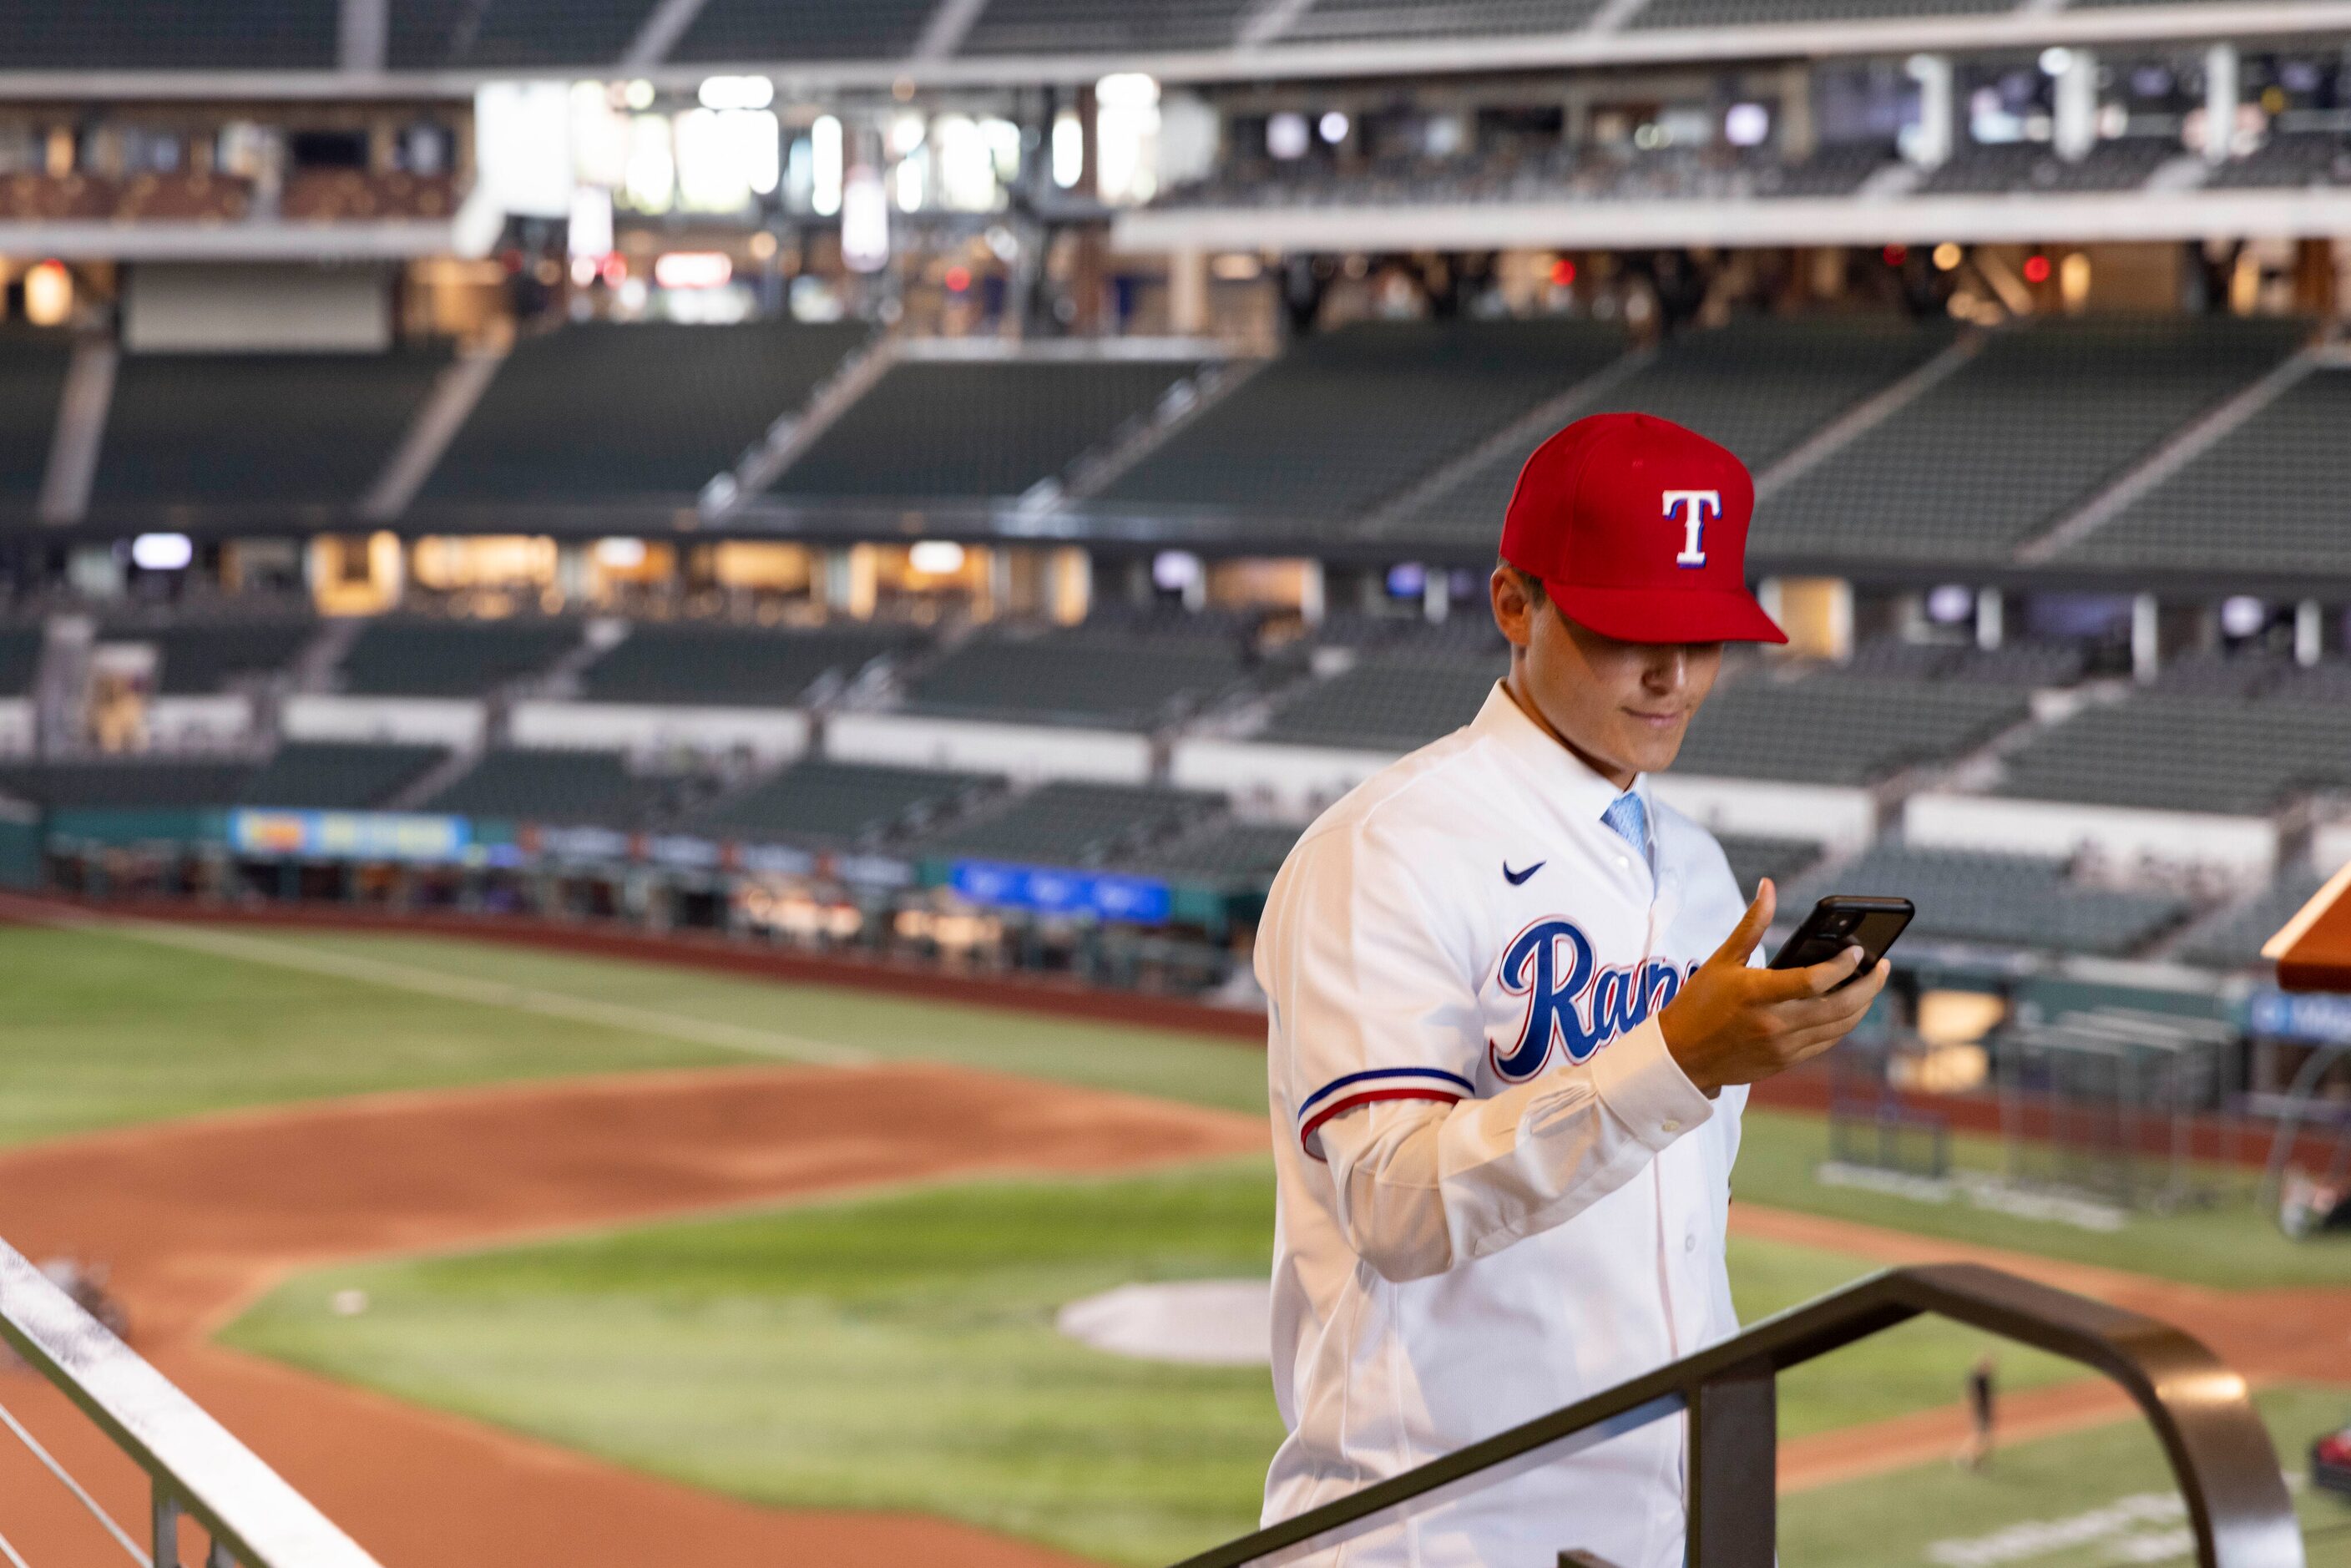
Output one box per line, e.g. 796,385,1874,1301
1709,878,1775,968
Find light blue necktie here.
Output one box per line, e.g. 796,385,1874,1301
1601,790,1651,874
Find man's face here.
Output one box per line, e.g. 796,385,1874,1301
1490,565,1723,786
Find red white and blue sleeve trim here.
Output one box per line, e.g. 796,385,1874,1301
1297,1066,1474,1157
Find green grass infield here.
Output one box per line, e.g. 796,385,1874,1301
227,1160,2093,1567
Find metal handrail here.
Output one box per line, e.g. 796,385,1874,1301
0,1240,382,1568
1179,1262,2303,1568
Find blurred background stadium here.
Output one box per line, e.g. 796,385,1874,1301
0,1,2346,1565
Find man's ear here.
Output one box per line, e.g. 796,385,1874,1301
1489,565,1534,649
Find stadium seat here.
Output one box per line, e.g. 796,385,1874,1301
692,759,1000,847
1632,0,2013,28
1755,316,2309,564
1256,649,1505,752
94,350,450,508
1673,670,2028,785
1388,315,1957,542
0,0,337,68
1716,833,1824,899
672,0,942,61
1096,319,1626,527
901,624,1256,731
0,331,74,518
390,0,660,68
771,357,1206,502
1787,840,2187,956
1112,817,1305,883
2172,867,2330,969
336,620,582,697
0,627,44,695
1914,138,2177,196
419,749,664,826
913,781,1224,866
578,624,913,706
239,741,446,809
2204,130,2351,190
1279,0,1609,43
0,760,253,808
420,321,868,505
2059,369,2351,574
108,622,315,695
960,0,1257,54
1995,688,2351,815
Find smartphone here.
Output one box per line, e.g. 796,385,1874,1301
1767,895,1914,991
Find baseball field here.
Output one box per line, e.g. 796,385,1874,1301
0,905,2344,1568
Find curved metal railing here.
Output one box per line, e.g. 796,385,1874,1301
0,1240,381,1568
1178,1262,2303,1568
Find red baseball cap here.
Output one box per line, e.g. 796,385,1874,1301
1499,411,1787,645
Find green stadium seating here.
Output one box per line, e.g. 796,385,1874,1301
1674,673,2028,786
239,742,445,810
1995,690,2351,815
1390,315,1956,541
419,749,660,826
1256,649,1504,752
902,627,1252,730
1098,318,1625,526
337,620,581,697
579,625,912,706
1788,840,2187,956
771,357,1204,502
2060,370,2351,575
692,759,999,847
94,350,448,507
1757,316,2309,564
422,321,867,503
915,781,1222,866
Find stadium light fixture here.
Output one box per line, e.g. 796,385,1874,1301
1267,112,1309,160
130,534,193,572
23,260,69,326
2221,595,2268,638
1151,550,1202,592
2039,48,2072,78
653,252,732,289
1723,103,1769,147
1319,111,1349,144
811,115,843,215
909,540,966,574
842,166,890,271
698,76,774,112
1925,584,1974,624
1932,242,1963,271
594,538,648,569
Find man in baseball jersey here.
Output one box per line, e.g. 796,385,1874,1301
1257,412,1891,1568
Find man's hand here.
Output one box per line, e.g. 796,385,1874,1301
1658,877,1890,1098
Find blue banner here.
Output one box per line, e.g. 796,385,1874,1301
949,859,1172,923
229,808,471,865
2247,988,2351,1045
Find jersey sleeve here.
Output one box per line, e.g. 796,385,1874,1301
1261,818,1483,1161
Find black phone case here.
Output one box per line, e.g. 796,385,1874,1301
1767,896,1914,991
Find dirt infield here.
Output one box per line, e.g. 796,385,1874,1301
0,1061,1266,1568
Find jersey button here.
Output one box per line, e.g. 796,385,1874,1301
1683,1232,1699,1255
1660,1118,1681,1134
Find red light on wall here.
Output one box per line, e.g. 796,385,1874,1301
944,265,973,293
1882,244,1908,266
2022,253,2053,285
1550,257,1577,287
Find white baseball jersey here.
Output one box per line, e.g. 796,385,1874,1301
1258,680,1750,1568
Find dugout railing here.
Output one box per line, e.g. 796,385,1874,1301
0,1238,382,1568
1176,1262,2303,1568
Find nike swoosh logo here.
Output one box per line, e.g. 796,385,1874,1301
1503,860,1545,886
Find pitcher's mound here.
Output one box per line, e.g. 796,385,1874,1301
1056,1279,1271,1366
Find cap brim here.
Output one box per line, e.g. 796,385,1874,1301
1546,582,1789,645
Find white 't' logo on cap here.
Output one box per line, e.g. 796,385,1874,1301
1662,490,1718,568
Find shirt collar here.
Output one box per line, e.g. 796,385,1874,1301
1470,680,1651,828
